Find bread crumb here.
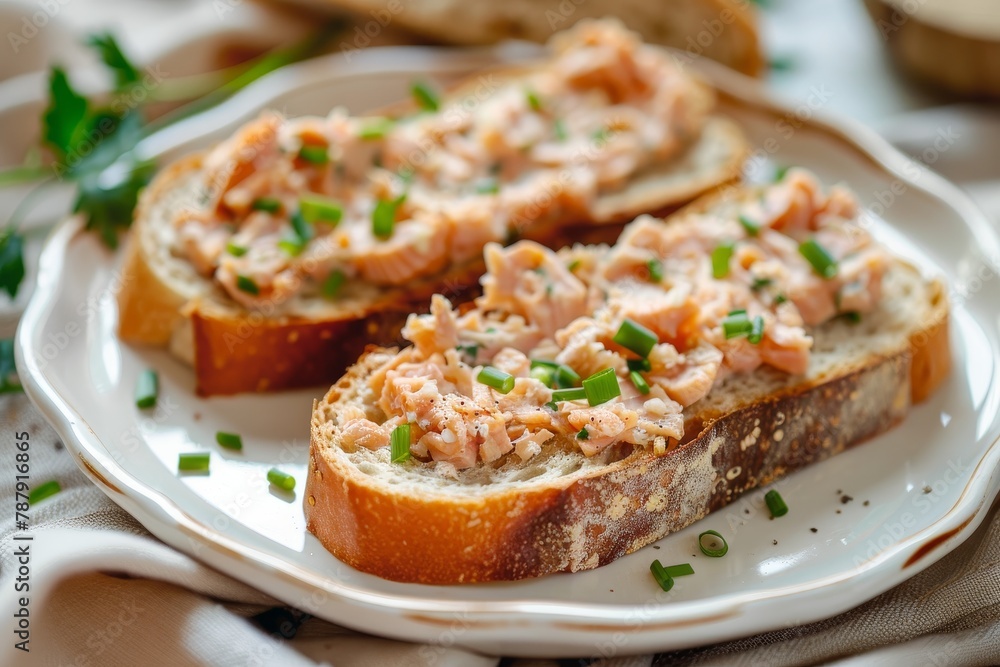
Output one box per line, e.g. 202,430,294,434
810,527,818,533
863,500,870,506
840,494,853,504
923,485,932,494
772,539,778,545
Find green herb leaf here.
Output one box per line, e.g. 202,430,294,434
74,157,156,249
87,33,140,92
0,228,26,299
0,338,23,394
42,67,89,162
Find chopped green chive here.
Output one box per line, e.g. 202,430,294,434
627,358,652,372
478,366,515,394
613,319,658,358
226,242,248,257
178,452,210,472
650,560,674,592
577,427,589,440
698,529,729,557
843,311,862,323
712,242,734,279
267,467,295,491
751,277,772,291
556,364,581,389
215,431,243,451
251,197,282,213
135,370,158,409
322,270,347,299
299,195,343,226
774,165,791,182
722,310,753,339
290,210,314,244
775,294,788,305
552,387,587,402
236,275,259,295
567,259,581,272
647,258,664,283
583,367,621,406
298,144,329,164
278,239,305,256
373,194,406,239
411,81,440,111
748,315,765,344
739,215,760,236
358,117,394,140
530,364,556,388
629,370,650,395
764,489,788,517
662,562,695,577
553,118,568,142
526,89,543,111
799,239,838,279
28,480,61,505
591,127,610,142
474,177,500,194
390,423,411,463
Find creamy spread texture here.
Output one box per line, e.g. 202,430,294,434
171,20,708,309
339,170,892,471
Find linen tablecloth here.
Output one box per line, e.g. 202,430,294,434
2,0,999,664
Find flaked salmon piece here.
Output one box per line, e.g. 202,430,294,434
760,324,812,375
403,295,460,357
567,403,640,456
513,428,555,462
351,217,449,285
460,314,545,365
551,19,651,104
612,283,700,350
490,348,532,377
479,241,589,337
555,318,628,378
649,343,723,407
765,169,823,232
201,112,282,215
341,418,392,451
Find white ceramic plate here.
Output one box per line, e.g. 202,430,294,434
16,46,1000,657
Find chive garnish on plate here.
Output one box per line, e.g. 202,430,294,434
178,452,210,472
215,431,243,451
267,467,295,491
698,530,729,557
28,480,61,505
765,489,788,517
135,370,158,409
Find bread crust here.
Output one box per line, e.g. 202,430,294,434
304,278,950,584
116,65,746,395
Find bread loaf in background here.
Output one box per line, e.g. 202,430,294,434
323,0,764,76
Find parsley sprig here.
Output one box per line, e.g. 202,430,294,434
0,25,344,300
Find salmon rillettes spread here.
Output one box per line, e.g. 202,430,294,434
336,171,892,472
169,19,711,309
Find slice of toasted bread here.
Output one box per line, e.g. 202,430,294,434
116,58,747,396
304,254,949,584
